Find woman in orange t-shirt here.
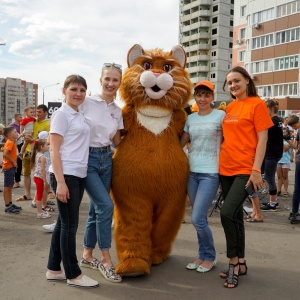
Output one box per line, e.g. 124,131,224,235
219,66,273,289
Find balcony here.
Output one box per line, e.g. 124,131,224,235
199,21,210,27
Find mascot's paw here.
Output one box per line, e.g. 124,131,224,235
151,252,169,265
115,258,151,277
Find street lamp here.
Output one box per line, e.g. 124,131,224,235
39,83,60,105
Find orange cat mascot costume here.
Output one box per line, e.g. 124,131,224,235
111,44,192,276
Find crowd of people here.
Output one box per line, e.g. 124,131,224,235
1,65,300,289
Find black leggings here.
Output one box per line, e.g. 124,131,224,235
220,174,249,258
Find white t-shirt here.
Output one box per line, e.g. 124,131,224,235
49,102,90,178
184,109,225,173
79,95,124,147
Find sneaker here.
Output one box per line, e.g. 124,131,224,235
98,262,122,283
46,270,66,281
4,205,20,214
67,275,99,288
262,201,279,207
288,212,300,220
37,211,51,219
261,203,277,212
80,258,100,270
43,221,56,232
11,203,22,210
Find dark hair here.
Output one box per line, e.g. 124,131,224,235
30,139,47,170
37,104,48,112
288,115,299,126
194,86,214,96
64,74,87,90
223,66,258,99
266,99,279,114
3,126,15,137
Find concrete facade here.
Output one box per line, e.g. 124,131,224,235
179,0,235,103
233,0,300,116
0,77,38,125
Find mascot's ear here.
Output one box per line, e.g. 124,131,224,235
127,44,144,67
171,45,186,68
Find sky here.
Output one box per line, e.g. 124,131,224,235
0,0,180,105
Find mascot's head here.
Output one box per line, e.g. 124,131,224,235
120,44,192,112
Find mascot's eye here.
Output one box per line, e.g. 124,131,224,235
143,62,152,70
163,64,172,72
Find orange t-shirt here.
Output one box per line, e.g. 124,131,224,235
2,139,17,169
219,96,273,176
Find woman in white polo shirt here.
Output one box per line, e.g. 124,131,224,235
79,63,123,283
46,75,98,288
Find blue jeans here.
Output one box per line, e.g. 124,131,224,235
83,147,114,250
292,161,300,214
264,157,280,195
187,172,219,261
47,174,85,279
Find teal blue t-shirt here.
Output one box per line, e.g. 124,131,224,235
184,109,225,173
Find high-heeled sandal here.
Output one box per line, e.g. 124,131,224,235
224,262,239,288
220,260,247,279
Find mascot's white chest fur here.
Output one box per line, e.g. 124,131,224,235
137,106,172,135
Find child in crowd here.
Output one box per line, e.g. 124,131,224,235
277,129,292,196
2,127,22,214
19,106,35,159
31,139,51,219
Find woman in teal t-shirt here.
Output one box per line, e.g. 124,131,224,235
181,80,225,274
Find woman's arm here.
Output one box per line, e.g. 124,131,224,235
249,129,268,191
180,132,190,148
112,130,122,147
50,133,69,202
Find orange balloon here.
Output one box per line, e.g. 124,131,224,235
192,101,199,112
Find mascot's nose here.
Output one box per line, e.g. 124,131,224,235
153,73,160,78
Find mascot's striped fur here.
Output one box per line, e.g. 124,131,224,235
111,44,192,276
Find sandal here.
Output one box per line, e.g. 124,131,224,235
220,260,247,279
283,192,289,196
224,263,239,288
48,193,56,199
16,195,33,201
43,206,55,212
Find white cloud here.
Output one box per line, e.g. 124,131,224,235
0,0,180,103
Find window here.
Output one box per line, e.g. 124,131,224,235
212,39,217,46
211,73,216,79
240,28,246,39
230,9,234,15
212,28,217,35
241,5,246,17
275,27,300,45
274,55,299,71
274,83,298,97
238,51,245,62
229,42,233,48
211,62,216,67
252,34,274,49
253,8,274,24
250,59,272,74
277,1,300,17
211,50,217,56
230,31,233,37
212,17,218,24
230,20,234,26
213,5,218,12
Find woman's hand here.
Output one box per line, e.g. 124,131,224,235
247,171,263,192
56,182,70,203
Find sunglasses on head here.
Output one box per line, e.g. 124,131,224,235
103,63,122,69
